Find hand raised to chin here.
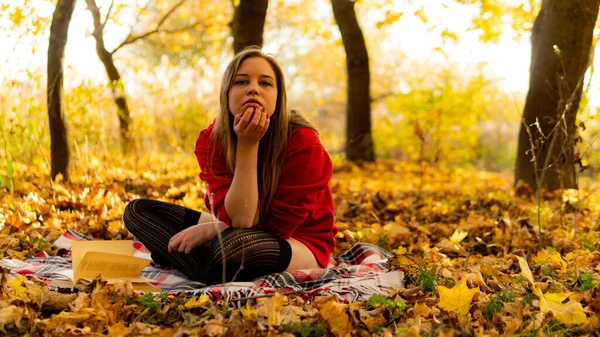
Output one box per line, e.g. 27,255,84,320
233,106,270,145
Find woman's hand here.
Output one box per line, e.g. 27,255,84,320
233,106,270,145
168,223,213,254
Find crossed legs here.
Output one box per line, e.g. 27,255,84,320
123,198,305,285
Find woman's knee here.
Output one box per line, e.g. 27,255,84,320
122,198,150,231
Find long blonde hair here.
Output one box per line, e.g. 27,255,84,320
210,47,315,225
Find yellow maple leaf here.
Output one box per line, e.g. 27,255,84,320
532,249,567,274
239,303,257,321
437,277,479,317
534,288,588,325
319,299,351,337
519,257,587,325
392,245,407,255
6,274,27,295
544,292,573,303
184,294,213,309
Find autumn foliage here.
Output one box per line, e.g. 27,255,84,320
3,0,600,335
2,158,600,336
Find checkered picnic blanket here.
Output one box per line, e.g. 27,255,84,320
1,229,404,303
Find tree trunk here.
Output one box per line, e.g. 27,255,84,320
515,0,599,192
230,0,268,54
86,0,133,154
331,0,374,162
47,0,76,181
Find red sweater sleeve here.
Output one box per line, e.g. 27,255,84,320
262,128,333,239
194,124,232,226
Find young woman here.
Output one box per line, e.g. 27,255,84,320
123,48,337,285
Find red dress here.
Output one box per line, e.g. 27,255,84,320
194,121,337,268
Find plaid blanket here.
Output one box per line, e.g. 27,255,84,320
1,229,404,303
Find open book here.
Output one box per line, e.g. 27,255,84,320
50,240,160,292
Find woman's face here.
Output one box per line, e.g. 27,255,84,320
228,57,278,118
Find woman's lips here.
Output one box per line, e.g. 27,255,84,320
243,102,262,109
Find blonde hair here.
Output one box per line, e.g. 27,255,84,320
210,47,315,225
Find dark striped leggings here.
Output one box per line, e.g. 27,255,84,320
122,198,291,285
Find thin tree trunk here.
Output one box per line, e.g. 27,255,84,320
86,0,133,154
230,0,268,54
47,0,76,181
331,0,374,162
515,0,599,192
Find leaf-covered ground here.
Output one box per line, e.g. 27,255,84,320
1,156,600,336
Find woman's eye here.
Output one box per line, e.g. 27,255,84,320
234,80,247,85
261,81,273,86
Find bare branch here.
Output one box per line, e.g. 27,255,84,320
113,21,202,55
110,0,188,54
160,0,187,27
155,21,203,35
86,0,103,37
101,0,115,31
370,92,401,103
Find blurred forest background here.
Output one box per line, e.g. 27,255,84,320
1,0,599,187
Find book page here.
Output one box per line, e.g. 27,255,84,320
75,252,150,280
71,240,134,273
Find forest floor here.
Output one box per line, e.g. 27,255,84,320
1,155,600,336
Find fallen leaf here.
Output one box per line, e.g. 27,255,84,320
279,305,316,325
204,318,227,336
437,276,479,317
184,294,213,309
534,288,588,325
256,292,286,328
349,300,386,330
544,292,572,303
392,245,407,255
107,321,129,337
516,256,534,285
582,314,600,333
412,302,431,317
466,270,492,292
318,299,351,337
436,239,461,254
532,249,567,274
0,305,25,332
6,274,27,295
239,303,257,321
501,302,524,334
42,292,78,311
449,229,468,243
